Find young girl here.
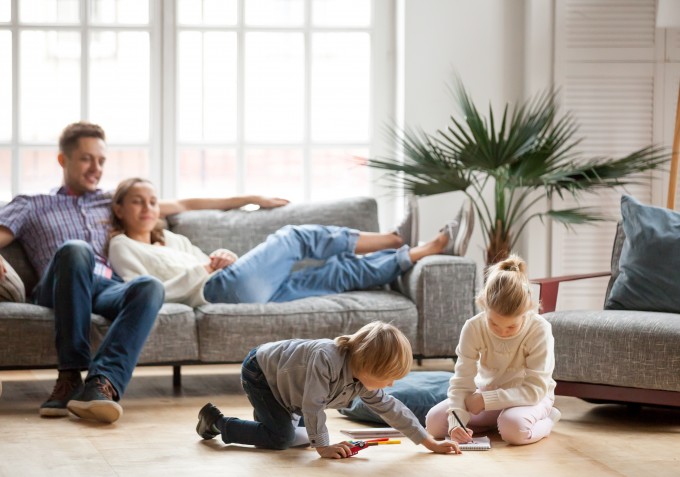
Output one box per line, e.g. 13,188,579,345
196,321,459,458
425,255,559,446
106,178,464,307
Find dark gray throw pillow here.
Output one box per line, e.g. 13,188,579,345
338,371,453,426
605,195,680,313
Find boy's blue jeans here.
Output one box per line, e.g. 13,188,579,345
218,348,298,449
203,224,412,304
32,240,165,397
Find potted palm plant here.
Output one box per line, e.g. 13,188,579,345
367,79,669,265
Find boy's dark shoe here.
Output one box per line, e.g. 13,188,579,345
67,375,123,424
197,402,224,440
40,370,84,417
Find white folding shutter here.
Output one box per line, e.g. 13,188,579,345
552,0,658,310
669,28,680,62
555,0,656,63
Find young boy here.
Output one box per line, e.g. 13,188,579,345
196,321,460,458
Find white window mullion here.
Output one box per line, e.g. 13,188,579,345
81,0,89,121
303,0,311,202
236,0,245,195
161,0,176,198
11,0,20,197
151,0,165,192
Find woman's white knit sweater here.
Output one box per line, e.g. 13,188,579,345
108,231,213,307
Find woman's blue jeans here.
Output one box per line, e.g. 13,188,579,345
203,225,412,304
32,240,165,397
218,348,298,450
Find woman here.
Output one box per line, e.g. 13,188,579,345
107,178,462,307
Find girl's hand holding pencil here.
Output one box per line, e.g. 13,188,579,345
449,426,474,444
450,409,474,444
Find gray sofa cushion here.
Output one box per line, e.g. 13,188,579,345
606,195,680,313
92,303,199,364
545,309,680,392
166,197,380,256
196,290,417,362
0,303,58,367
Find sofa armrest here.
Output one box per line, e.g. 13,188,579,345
531,272,610,314
395,255,477,357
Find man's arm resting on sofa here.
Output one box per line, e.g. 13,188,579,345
397,255,478,358
530,272,611,314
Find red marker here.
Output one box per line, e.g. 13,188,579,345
349,441,368,456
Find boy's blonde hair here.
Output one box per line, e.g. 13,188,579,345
476,254,536,317
335,321,412,380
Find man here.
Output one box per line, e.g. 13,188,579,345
0,122,287,423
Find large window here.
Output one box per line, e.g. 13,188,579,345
0,0,154,199
0,0,392,202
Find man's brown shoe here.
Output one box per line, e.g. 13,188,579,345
67,375,123,424
39,370,83,418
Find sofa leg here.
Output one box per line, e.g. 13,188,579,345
173,365,182,389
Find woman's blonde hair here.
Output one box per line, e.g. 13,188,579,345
476,254,535,317
335,321,412,380
106,177,165,254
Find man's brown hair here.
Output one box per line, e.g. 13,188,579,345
59,122,106,157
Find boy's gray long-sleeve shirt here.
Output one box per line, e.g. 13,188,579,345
256,339,429,448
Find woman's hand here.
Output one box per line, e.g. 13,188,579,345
449,426,474,444
207,249,238,272
421,436,461,454
256,196,289,209
465,392,485,415
315,442,354,459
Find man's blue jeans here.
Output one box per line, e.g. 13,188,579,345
32,240,164,397
218,348,298,449
203,225,413,304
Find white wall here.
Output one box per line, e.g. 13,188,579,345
395,0,532,275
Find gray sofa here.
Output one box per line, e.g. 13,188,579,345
0,197,477,385
533,223,680,407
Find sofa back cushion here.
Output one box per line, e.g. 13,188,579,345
605,195,680,313
166,196,380,256
604,221,625,305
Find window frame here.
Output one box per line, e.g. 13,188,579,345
1,0,395,202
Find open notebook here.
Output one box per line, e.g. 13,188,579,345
456,436,491,451
340,427,404,439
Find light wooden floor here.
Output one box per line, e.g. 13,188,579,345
1,361,679,477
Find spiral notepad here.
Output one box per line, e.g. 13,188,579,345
457,436,491,451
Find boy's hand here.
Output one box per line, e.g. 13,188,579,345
316,442,354,459
449,426,474,444
421,436,460,454
0,256,6,280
